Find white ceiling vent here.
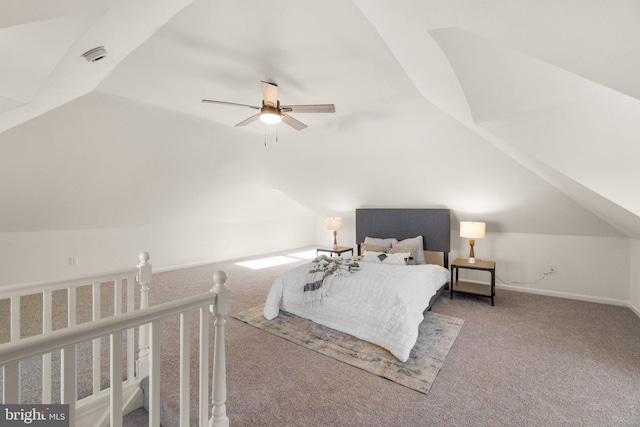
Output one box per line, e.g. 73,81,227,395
82,47,107,62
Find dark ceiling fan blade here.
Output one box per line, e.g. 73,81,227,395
261,81,278,108
280,104,335,113
235,114,260,127
281,113,307,130
201,99,260,109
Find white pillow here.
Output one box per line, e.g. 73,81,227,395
364,236,397,248
392,236,425,264
362,251,411,265
386,246,416,265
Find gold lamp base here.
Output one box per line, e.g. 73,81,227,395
468,239,476,263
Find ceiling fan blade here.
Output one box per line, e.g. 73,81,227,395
235,114,260,127
202,99,260,109
280,104,335,113
261,81,278,108
281,113,307,131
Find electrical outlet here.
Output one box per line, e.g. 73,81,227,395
549,264,556,273
69,256,79,266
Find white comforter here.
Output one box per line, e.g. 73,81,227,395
263,261,450,362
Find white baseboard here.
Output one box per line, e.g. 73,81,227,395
458,278,631,309
155,259,223,274
628,301,640,319
495,283,629,308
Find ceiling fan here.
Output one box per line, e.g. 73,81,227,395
202,81,335,130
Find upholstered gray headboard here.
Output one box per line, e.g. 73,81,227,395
355,208,451,267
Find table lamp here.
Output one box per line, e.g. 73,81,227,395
460,221,485,264
326,217,343,249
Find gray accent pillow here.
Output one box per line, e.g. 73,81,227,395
364,236,397,248
360,243,388,254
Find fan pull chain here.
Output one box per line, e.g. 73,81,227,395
263,125,280,147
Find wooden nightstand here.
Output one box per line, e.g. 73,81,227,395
316,246,354,257
450,258,496,306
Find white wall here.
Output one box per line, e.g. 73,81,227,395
328,219,631,307
0,214,317,286
3,207,634,313
455,232,630,305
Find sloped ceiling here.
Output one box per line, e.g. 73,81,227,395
1,0,639,239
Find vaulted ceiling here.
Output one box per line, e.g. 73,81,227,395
2,0,639,239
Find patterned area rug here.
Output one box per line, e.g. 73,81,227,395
232,305,464,394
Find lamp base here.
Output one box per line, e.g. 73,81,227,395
468,240,476,264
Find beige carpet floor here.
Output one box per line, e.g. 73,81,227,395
163,250,640,427
141,249,640,426
232,304,464,394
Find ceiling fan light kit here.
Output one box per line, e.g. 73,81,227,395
202,81,335,131
259,105,282,124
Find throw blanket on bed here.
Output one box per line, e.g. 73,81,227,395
304,255,359,307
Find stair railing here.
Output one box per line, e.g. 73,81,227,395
0,253,230,427
0,255,145,406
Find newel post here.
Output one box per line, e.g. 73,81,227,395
137,251,152,379
210,270,231,427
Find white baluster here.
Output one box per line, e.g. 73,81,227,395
199,306,209,425
210,271,230,427
61,344,77,427
10,295,20,401
3,362,19,404
42,290,52,403
10,295,20,341
63,287,77,423
114,278,122,315
92,282,101,395
148,319,161,427
179,310,191,427
136,252,152,379
110,331,123,427
67,286,77,327
127,276,135,381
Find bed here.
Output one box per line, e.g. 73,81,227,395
263,208,451,362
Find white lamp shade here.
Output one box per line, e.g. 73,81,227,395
460,221,485,239
326,217,343,231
